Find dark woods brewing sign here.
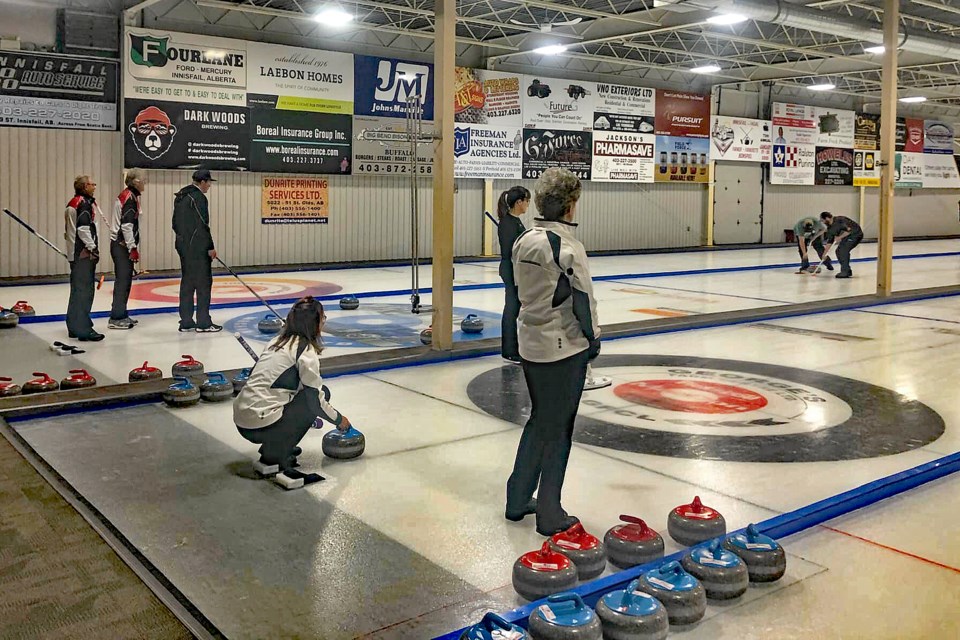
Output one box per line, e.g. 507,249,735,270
0,51,118,130
522,128,593,180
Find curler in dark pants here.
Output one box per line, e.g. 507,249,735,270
237,388,314,468
109,240,135,321
66,256,96,337
177,250,213,327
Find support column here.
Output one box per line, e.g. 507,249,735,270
858,185,866,229
705,161,716,246
482,179,495,256
876,0,898,296
431,0,456,349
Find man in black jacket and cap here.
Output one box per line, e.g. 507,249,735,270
172,169,221,332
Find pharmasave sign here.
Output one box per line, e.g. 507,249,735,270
124,29,247,107
0,51,118,130
592,131,654,182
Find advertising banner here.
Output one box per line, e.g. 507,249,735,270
352,115,434,175
655,90,709,138
453,68,523,178
247,43,353,114
0,51,118,130
593,83,655,133
261,176,329,224
124,98,248,170
522,128,592,180
770,143,815,185
592,131,655,182
250,110,352,174
653,136,709,183
923,120,954,155
853,150,880,187
771,103,817,146
854,113,879,150
814,146,854,186
895,151,923,188
814,107,855,148
710,116,771,162
522,75,597,131
921,153,960,188
354,55,433,120
896,118,924,153
124,29,247,107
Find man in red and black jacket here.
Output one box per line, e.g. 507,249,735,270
63,175,103,341
108,169,145,330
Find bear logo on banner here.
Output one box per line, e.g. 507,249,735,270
454,127,471,158
129,106,177,159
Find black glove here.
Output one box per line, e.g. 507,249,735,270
588,338,601,361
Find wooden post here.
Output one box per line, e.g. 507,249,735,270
876,0,898,296
858,185,866,229
705,160,716,246
482,178,495,256
432,0,456,349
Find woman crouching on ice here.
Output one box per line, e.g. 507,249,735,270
234,296,350,488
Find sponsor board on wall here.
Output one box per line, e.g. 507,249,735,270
522,128,592,180
770,143,815,185
246,43,353,114
653,136,709,183
855,113,879,150
124,29,247,106
261,176,329,224
814,107,855,148
124,98,248,170
895,152,923,188
655,90,709,138
921,153,960,188
593,83,655,133
352,115,434,175
853,150,880,187
249,110,352,174
710,116,771,162
592,131,655,182
0,51,118,130
896,117,924,153
923,120,954,155
522,75,597,131
771,102,817,146
354,54,434,120
815,146,854,186
453,68,522,179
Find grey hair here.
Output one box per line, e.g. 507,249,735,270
534,168,582,221
125,168,146,188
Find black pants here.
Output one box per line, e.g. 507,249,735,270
836,233,863,275
501,283,521,359
237,388,314,468
110,241,134,321
506,349,589,522
798,236,828,269
66,257,96,337
178,251,213,327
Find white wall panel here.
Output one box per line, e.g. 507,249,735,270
862,189,960,239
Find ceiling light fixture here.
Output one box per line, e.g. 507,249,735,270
899,96,927,103
691,64,721,74
315,7,353,26
707,13,748,25
808,83,836,91
864,45,885,54
533,44,567,55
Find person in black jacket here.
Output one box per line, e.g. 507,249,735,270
108,169,145,330
172,169,220,332
817,211,863,279
497,186,530,364
63,175,104,342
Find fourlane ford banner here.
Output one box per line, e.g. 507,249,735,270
0,51,118,130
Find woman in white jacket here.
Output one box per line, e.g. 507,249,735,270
234,296,351,488
505,168,600,536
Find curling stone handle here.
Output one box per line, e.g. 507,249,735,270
206,372,227,383
480,612,514,631
546,592,586,610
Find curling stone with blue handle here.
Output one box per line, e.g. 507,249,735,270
232,368,252,395
420,326,432,345
512,541,578,602
339,295,360,310
595,578,669,640
163,376,200,408
459,612,530,640
636,561,706,625
722,523,786,583
200,372,234,402
668,496,726,547
321,426,365,460
460,314,484,334
528,593,602,640
0,308,19,329
605,515,664,570
257,313,283,335
681,539,749,600
548,522,606,580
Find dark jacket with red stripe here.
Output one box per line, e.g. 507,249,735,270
110,186,141,250
172,184,214,256
63,193,99,262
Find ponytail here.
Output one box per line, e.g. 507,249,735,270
496,186,531,220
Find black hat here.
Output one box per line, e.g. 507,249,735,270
192,169,217,182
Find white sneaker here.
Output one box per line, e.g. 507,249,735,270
108,318,134,330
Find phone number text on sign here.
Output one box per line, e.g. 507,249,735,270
261,177,329,224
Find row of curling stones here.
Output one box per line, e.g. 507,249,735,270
0,370,98,396
128,360,252,397
162,373,235,407
419,314,486,345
